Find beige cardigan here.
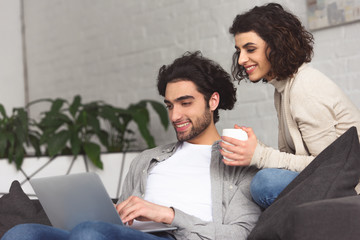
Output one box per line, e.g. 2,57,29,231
250,64,360,172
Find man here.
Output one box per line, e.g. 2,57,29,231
1,51,261,240
113,51,261,239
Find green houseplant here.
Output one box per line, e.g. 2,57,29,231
0,95,169,169
0,104,41,169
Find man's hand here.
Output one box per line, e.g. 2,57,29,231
116,196,175,225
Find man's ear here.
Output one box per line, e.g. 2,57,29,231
209,92,220,111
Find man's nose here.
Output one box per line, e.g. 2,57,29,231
170,106,182,122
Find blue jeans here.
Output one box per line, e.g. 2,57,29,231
250,168,299,209
1,221,175,240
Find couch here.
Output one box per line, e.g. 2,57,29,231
1,127,360,239
248,126,360,240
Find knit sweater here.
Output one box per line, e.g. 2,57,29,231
250,64,360,172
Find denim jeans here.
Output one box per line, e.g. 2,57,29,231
1,221,175,240
250,168,299,209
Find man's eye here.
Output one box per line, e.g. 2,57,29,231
182,102,191,106
166,105,173,109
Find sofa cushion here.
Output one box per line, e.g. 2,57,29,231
248,126,360,240
0,181,51,238
283,195,360,240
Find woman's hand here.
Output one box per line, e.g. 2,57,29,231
220,125,257,166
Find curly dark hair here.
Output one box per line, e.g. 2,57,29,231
229,3,314,82
157,51,237,123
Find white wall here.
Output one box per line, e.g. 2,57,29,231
21,0,360,149
0,0,25,113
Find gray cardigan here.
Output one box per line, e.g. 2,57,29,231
118,141,261,240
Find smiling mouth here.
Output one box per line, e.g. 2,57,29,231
246,66,255,70
174,121,190,132
245,65,256,73
176,122,189,128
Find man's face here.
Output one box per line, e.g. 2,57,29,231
164,80,212,143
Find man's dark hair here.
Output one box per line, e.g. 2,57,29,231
229,3,314,82
157,51,237,123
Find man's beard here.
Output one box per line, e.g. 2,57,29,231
175,110,212,142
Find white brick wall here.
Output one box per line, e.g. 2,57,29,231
0,0,25,113
19,0,360,149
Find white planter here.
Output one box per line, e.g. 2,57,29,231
0,152,139,199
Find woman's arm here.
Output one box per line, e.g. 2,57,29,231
221,127,314,172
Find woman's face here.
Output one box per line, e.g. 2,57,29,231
234,31,272,82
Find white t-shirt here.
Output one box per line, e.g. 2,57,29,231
144,141,213,222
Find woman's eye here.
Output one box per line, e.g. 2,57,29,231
247,48,255,53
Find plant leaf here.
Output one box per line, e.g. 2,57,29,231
97,130,109,150
14,110,28,145
131,106,155,148
15,108,28,130
7,134,15,161
82,101,100,117
50,99,66,113
69,95,81,118
39,112,71,130
76,110,87,125
0,133,7,158
70,131,81,157
47,130,70,157
87,114,100,133
100,105,123,130
83,142,103,169
143,100,169,130
0,104,7,118
28,134,42,157
14,145,25,170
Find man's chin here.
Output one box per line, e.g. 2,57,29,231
176,132,190,142
176,135,187,142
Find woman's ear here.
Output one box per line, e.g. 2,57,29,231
209,92,220,111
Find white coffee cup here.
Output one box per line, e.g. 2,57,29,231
221,128,248,161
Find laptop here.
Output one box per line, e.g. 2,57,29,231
29,172,177,233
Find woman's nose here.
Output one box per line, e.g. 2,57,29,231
238,51,248,66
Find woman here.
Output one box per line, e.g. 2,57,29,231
220,3,360,209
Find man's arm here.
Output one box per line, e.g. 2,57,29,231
116,188,259,240
116,196,174,224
